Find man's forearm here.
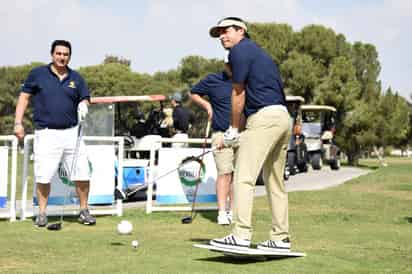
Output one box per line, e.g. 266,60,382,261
231,84,245,129
190,94,210,111
15,93,30,124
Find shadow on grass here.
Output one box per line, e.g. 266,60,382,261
110,242,125,246
195,255,293,264
404,217,412,223
189,238,210,244
197,211,218,223
354,163,380,170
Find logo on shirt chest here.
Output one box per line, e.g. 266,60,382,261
68,81,76,89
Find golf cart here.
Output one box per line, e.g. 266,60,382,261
285,95,308,175
86,95,169,200
301,105,340,170
255,95,307,185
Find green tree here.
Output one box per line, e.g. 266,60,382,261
0,63,43,135
350,42,381,101
179,55,222,87
248,22,295,64
295,24,339,67
103,55,131,67
375,88,410,148
280,51,323,101
314,56,366,164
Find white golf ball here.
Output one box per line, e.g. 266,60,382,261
131,240,139,248
117,220,133,235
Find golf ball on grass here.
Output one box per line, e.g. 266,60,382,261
131,240,139,248
117,220,133,235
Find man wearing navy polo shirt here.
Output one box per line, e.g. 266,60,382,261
209,17,292,252
190,53,234,225
14,40,96,227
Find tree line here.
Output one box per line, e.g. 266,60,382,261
0,23,410,165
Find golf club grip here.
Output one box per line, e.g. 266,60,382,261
205,120,211,139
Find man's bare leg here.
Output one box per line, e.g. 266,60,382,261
36,183,50,214
75,180,90,209
216,173,233,224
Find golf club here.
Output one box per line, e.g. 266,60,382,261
47,123,84,231
181,120,211,224
124,145,216,198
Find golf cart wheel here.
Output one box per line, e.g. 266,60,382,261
284,169,289,181
330,158,341,170
287,151,297,175
297,162,308,173
311,153,323,170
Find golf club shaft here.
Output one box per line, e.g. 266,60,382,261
59,123,83,224
126,146,216,197
189,120,211,219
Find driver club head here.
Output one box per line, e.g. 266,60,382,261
47,222,62,231
181,216,193,224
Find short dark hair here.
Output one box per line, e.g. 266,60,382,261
219,17,250,38
50,40,72,56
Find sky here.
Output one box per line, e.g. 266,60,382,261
1,0,411,100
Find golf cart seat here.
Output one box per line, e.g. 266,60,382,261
321,131,333,141
134,135,162,151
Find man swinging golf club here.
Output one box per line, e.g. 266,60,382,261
14,40,96,227
209,17,292,252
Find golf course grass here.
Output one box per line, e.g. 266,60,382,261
1,157,411,273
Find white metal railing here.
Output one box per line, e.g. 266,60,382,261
20,135,124,220
0,135,18,222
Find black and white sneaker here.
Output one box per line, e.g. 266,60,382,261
78,209,96,225
257,237,291,252
34,213,48,227
210,234,250,250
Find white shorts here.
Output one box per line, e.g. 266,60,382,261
33,126,90,184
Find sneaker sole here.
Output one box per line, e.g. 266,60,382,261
78,219,96,225
257,246,291,252
80,221,96,225
217,222,231,225
210,240,250,251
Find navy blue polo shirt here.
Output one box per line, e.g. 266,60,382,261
22,64,90,129
172,105,194,133
229,38,286,117
191,72,232,132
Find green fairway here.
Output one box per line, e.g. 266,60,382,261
1,158,412,273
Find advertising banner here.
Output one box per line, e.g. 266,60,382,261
33,145,116,205
0,147,8,208
156,147,217,204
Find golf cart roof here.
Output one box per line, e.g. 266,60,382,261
286,95,305,103
301,105,337,112
90,95,166,104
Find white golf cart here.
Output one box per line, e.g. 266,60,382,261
86,95,169,200
301,105,340,170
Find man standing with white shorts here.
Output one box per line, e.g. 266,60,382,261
190,54,234,225
209,17,292,252
14,40,96,227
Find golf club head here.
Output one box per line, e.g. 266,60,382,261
181,216,193,224
114,188,126,200
47,222,62,231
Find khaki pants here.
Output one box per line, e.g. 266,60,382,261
232,106,291,241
